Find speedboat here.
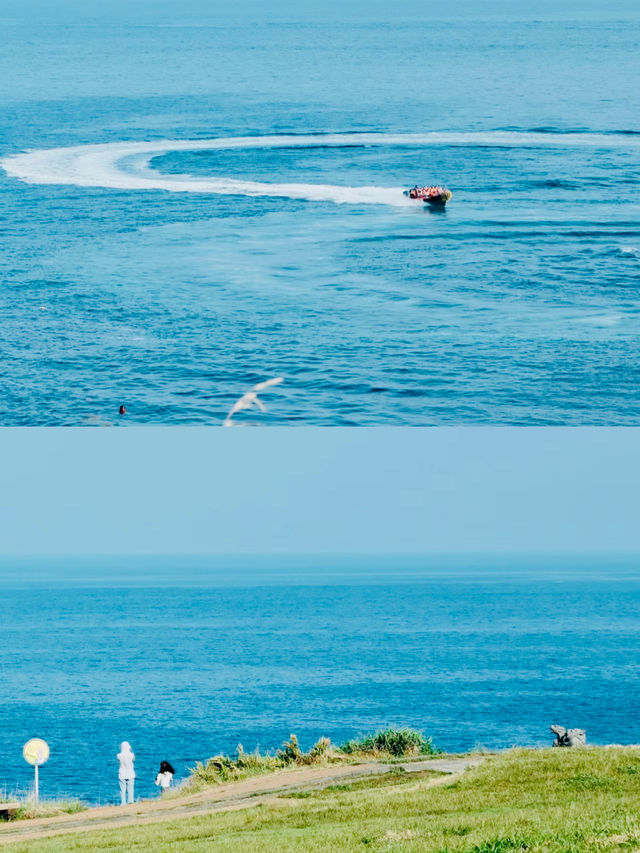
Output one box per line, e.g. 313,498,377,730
404,185,452,206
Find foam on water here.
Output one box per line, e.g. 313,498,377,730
3,131,639,206
574,313,623,326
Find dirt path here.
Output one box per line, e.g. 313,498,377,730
0,756,484,846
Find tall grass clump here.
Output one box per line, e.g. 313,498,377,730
190,745,279,785
189,736,338,788
277,734,333,765
340,727,440,758
7,799,87,821
188,729,439,790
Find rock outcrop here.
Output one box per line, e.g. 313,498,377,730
550,725,586,747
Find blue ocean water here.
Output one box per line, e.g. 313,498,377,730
1,1,640,425
1,555,639,805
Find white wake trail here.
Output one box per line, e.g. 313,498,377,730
2,131,638,207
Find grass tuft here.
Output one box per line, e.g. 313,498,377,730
469,840,530,853
188,735,344,788
4,799,87,821
340,727,440,757
564,773,612,790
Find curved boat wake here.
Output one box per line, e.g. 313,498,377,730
2,131,638,207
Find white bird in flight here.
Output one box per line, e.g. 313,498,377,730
223,377,284,426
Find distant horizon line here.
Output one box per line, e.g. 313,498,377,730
1,551,639,560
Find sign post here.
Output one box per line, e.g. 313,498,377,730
23,738,50,805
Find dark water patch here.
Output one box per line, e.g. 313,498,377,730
522,178,582,189
272,144,368,151
351,227,640,245
525,126,579,134
522,126,636,136
446,143,565,151
560,229,640,238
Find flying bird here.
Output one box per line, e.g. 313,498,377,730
223,377,284,426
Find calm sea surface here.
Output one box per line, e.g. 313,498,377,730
1,555,639,804
1,1,639,425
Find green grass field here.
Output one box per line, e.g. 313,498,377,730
6,747,640,852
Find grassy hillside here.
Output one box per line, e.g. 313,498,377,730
6,747,640,852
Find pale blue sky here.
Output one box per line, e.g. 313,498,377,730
0,428,638,556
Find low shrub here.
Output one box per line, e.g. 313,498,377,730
340,727,439,757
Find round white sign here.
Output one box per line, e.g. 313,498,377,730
23,738,50,766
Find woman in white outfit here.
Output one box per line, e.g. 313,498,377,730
117,741,135,804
